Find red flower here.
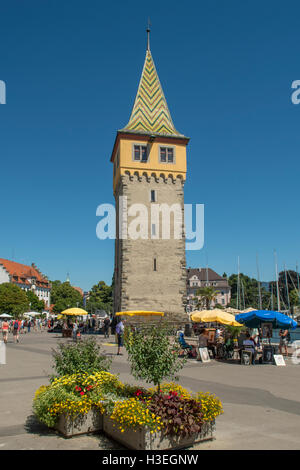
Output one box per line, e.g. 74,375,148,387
80,391,84,396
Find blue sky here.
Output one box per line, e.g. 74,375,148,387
0,0,299,290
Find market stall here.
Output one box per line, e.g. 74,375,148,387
235,310,297,364
60,307,89,338
190,309,243,360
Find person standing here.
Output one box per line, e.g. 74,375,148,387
12,319,20,343
2,319,9,344
279,329,289,356
103,316,111,338
72,321,78,342
115,318,125,355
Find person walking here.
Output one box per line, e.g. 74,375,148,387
279,329,289,356
27,319,31,333
72,321,78,342
115,318,125,355
103,316,111,339
12,319,20,343
2,319,9,344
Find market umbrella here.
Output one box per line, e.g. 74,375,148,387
224,307,242,315
0,313,12,318
25,312,41,317
190,309,243,327
235,310,297,329
61,308,88,316
115,311,164,317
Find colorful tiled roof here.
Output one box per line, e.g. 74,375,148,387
0,259,50,288
121,50,185,138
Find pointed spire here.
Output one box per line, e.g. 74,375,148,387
121,34,185,138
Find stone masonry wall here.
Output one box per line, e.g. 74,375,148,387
113,174,187,319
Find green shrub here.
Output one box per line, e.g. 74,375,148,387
51,338,111,378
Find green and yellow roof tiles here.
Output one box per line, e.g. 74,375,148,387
121,50,185,138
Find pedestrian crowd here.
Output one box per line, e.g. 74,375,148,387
0,317,47,344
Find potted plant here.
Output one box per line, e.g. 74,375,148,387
104,383,223,450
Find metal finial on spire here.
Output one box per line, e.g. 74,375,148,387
146,18,151,51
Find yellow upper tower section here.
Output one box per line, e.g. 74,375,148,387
111,32,189,192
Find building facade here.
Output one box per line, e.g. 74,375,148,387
111,33,189,318
186,268,231,310
0,258,51,307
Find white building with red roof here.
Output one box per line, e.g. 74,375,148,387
0,258,51,307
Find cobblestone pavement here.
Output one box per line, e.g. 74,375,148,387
0,331,299,450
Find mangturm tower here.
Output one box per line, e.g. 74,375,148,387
110,29,189,318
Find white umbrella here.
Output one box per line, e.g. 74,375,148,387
0,313,12,318
25,312,41,317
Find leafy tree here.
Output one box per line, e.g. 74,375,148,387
87,281,112,314
26,290,45,312
0,283,29,318
124,322,186,392
195,287,219,310
50,281,83,313
270,271,300,312
228,273,271,310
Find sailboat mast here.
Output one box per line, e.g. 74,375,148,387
241,279,246,310
274,250,281,311
271,282,274,310
284,263,291,316
256,253,262,310
237,256,241,310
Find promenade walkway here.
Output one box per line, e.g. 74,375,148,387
0,331,299,450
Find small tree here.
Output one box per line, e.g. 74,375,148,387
195,287,219,310
124,322,187,392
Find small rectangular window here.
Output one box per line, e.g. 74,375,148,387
151,190,156,202
133,144,148,162
154,258,157,271
160,147,166,162
151,224,156,236
160,146,174,163
134,145,141,160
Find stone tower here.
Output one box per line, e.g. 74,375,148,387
110,33,189,318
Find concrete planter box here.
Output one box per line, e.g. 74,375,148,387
103,415,216,450
54,408,103,437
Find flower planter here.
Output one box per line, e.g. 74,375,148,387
54,409,103,437
103,415,215,450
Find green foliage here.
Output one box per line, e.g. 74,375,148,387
195,287,219,310
228,273,271,310
124,322,187,390
51,338,111,378
147,392,203,437
50,281,83,313
214,303,225,309
0,283,29,317
86,281,112,314
26,290,45,312
33,385,72,427
290,289,300,306
224,325,245,338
